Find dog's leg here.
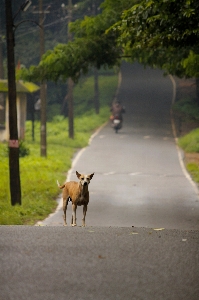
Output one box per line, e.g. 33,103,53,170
63,198,68,226
71,203,77,227
82,204,87,227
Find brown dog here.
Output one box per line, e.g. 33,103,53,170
57,171,94,227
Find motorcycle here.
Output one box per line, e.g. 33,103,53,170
111,115,122,133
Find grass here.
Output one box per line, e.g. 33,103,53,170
176,99,199,184
0,73,118,225
178,128,199,153
178,128,199,184
186,163,199,184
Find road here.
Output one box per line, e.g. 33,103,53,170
1,62,199,300
42,62,199,230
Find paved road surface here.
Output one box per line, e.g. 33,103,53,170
1,63,199,300
42,62,199,230
0,226,199,300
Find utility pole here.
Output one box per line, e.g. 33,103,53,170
39,0,47,156
67,0,74,139
0,17,5,123
5,0,21,205
0,19,3,79
92,1,99,114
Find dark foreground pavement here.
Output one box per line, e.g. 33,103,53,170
0,226,199,300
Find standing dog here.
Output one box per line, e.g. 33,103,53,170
57,171,94,227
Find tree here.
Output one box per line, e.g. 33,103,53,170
111,0,199,103
20,0,139,83
110,0,199,99
16,0,199,100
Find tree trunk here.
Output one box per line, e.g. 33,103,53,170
92,3,100,114
68,77,74,138
94,68,99,114
196,78,199,105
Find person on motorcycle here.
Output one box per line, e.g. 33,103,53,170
110,101,125,133
110,101,125,121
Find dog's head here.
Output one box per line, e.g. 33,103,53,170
76,171,94,187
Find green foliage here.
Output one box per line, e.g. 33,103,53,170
8,0,199,83
47,104,61,122
178,129,199,153
186,163,199,183
183,51,199,78
73,73,117,115
114,0,199,49
20,36,120,83
172,98,199,121
110,0,199,78
20,0,138,83
19,140,30,157
2,140,30,158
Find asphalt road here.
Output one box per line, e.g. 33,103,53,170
1,62,199,300
0,226,199,300
42,62,199,230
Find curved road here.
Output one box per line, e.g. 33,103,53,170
42,62,199,230
1,63,199,300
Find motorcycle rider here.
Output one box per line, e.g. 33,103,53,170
110,100,125,122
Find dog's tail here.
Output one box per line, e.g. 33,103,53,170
57,180,66,189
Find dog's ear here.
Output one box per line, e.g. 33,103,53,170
89,173,94,180
76,171,81,179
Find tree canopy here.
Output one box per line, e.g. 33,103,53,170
20,0,199,83
111,0,199,77
20,0,138,82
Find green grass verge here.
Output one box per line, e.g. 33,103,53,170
0,74,118,225
178,128,199,185
178,128,199,153
186,163,199,184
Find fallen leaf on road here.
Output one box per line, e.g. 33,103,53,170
153,228,165,231
98,255,106,259
130,232,139,235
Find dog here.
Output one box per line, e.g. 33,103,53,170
57,171,94,227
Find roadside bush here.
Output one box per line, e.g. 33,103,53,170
172,98,199,121
19,140,30,157
2,140,30,158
